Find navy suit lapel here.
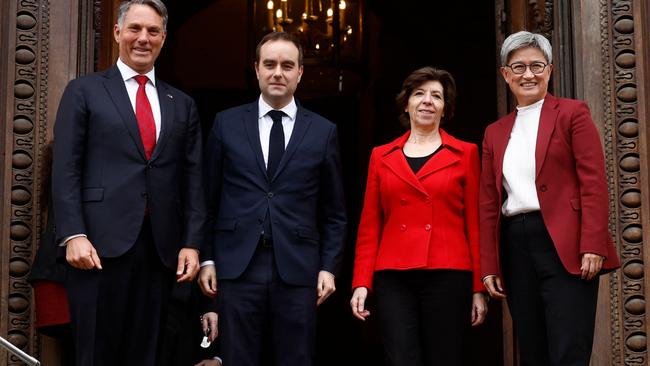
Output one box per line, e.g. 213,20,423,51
243,103,268,179
271,105,312,182
151,80,174,160
102,65,147,160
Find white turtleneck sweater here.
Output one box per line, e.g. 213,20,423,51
501,98,544,216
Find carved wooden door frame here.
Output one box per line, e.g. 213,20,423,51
497,1,650,365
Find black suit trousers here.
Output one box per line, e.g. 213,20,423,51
218,244,317,366
373,269,473,366
66,218,172,366
501,212,599,366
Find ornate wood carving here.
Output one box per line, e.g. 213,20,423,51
6,0,49,363
528,0,553,40
94,0,102,71
600,0,647,364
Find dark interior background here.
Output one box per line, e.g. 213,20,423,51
156,1,503,365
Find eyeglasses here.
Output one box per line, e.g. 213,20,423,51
505,62,548,75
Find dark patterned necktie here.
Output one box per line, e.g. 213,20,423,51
266,110,286,178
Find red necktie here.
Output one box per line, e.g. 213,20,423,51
134,75,157,160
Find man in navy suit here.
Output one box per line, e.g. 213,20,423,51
51,1,205,365
198,32,347,366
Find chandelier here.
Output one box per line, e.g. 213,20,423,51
255,0,362,64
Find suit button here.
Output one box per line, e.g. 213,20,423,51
400,224,407,231
540,185,547,192
258,218,264,224
267,192,274,198
400,199,407,205
425,224,431,231
141,192,148,198
423,197,431,204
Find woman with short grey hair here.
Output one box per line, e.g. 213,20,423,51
479,31,620,365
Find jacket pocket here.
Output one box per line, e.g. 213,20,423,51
215,218,237,231
82,188,104,202
296,226,320,241
570,198,581,211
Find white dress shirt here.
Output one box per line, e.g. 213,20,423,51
258,96,297,167
501,98,544,216
116,59,162,140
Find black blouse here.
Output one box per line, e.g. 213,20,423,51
404,145,444,174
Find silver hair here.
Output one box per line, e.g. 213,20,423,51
117,0,168,32
500,31,552,66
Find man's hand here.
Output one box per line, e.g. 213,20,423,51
201,311,218,342
350,287,371,321
176,248,199,282
483,275,506,299
66,236,102,270
199,265,217,297
194,359,221,366
581,252,604,280
316,270,336,306
471,292,488,326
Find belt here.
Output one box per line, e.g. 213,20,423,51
502,210,542,223
259,236,273,248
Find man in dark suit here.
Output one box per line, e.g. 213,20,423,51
52,1,205,365
198,32,347,366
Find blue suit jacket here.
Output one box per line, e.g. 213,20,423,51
52,65,206,269
203,100,347,286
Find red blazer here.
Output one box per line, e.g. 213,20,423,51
479,94,620,278
352,129,484,292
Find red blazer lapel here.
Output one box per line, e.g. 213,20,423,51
417,129,461,180
493,112,516,191
380,131,428,196
535,93,560,178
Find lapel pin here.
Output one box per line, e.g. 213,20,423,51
167,94,173,99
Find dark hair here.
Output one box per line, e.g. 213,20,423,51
117,0,168,31
395,67,457,128
255,32,304,65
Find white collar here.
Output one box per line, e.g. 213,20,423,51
516,98,544,113
258,96,297,120
116,58,157,86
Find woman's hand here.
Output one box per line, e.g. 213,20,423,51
483,275,506,299
350,287,371,321
471,292,488,326
580,253,604,280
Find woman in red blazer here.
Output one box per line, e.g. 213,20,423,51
480,31,620,366
350,67,487,366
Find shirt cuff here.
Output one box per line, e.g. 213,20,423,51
59,234,87,247
200,260,215,267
